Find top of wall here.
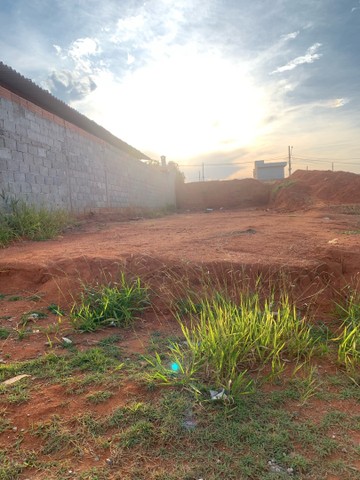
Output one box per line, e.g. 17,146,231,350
0,62,149,160
254,160,287,168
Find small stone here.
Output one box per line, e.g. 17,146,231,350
3,374,31,386
12,426,17,432
106,458,113,466
94,456,100,461
62,337,73,345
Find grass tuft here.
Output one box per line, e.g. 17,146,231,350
147,291,315,397
0,194,71,247
335,291,360,372
70,274,150,332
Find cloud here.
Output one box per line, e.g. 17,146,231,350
48,69,97,101
271,43,322,74
328,98,350,108
48,37,102,100
281,31,300,41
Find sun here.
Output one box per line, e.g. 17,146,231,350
73,49,268,161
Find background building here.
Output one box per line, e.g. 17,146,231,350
253,160,287,181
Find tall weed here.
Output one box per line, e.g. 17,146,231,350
71,274,150,332
147,290,315,396
335,291,360,371
0,194,70,246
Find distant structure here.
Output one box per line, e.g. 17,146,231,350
253,160,287,181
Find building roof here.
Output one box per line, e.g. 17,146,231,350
254,160,287,168
0,62,150,160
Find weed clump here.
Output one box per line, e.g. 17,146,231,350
335,291,360,372
71,274,150,332
148,291,315,396
0,194,71,247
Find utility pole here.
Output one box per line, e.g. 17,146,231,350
288,146,293,177
202,162,205,182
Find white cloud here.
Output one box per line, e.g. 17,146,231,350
271,42,322,74
68,37,101,59
53,44,62,55
111,14,146,43
127,53,135,65
281,31,300,41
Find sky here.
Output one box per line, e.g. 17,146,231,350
1,0,359,181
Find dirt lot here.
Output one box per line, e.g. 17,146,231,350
1,170,360,479
1,204,360,314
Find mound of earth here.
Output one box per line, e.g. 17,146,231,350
271,170,360,211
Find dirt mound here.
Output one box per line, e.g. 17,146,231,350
176,178,270,209
271,170,360,211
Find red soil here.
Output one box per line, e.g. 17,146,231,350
271,170,360,210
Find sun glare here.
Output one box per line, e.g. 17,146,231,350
73,50,267,160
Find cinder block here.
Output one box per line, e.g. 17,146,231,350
35,175,44,184
19,162,30,173
25,173,35,183
44,176,53,185
0,148,11,160
29,164,40,174
31,183,41,194
39,165,48,176
20,182,31,193
9,182,21,194
28,145,38,155
14,172,26,182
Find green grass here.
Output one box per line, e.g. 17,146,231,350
1,328,360,479
0,348,121,383
2,271,360,479
86,390,113,404
0,195,71,247
0,326,11,339
335,291,360,372
147,292,316,396
47,303,65,315
0,380,31,404
71,274,150,332
7,295,22,302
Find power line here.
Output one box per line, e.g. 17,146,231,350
293,157,360,166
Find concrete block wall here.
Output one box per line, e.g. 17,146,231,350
0,86,175,212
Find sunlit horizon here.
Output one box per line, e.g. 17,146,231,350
1,0,359,181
